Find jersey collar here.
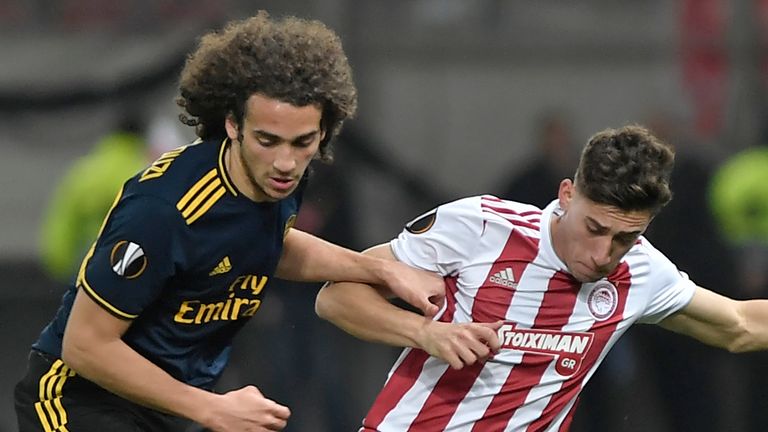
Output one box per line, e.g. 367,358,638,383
217,138,239,196
540,199,569,272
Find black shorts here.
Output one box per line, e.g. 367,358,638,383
14,350,192,432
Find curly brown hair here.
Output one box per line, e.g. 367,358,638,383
574,125,675,214
176,11,357,162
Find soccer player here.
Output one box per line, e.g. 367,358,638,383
14,12,444,432
316,125,768,431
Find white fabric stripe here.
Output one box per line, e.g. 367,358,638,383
380,347,415,387
480,198,541,214
445,354,525,431
504,364,561,431
377,358,452,431
546,397,578,431
499,254,560,430
482,208,542,226
504,253,554,328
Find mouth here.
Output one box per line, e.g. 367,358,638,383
268,176,296,192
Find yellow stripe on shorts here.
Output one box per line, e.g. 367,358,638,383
34,359,75,432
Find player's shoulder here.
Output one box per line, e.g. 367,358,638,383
622,235,679,278
123,137,237,222
471,195,543,229
414,195,541,235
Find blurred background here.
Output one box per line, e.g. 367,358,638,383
2,0,768,431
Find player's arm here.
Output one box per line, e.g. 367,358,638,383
315,244,502,370
275,228,443,317
62,289,290,431
659,285,768,352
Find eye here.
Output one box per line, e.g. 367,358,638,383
614,234,637,246
294,135,317,147
257,137,277,147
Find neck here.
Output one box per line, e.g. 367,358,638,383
225,140,255,201
549,207,568,266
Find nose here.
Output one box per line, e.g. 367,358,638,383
273,145,297,173
590,237,612,268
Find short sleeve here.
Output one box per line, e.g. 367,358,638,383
635,242,697,324
77,193,184,319
390,197,484,276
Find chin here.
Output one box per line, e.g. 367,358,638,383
266,189,294,201
569,268,601,283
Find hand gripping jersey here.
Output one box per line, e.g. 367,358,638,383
33,138,303,389
363,196,696,432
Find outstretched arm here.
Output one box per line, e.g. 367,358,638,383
660,285,768,352
276,228,443,317
315,244,502,370
63,289,290,431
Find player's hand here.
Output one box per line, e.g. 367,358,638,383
382,260,445,318
204,386,290,432
416,320,503,369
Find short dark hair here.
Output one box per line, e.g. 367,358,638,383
574,125,675,214
176,11,358,162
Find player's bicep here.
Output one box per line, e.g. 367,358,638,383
660,286,742,349
362,243,397,260
63,288,132,358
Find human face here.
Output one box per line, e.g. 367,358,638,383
550,179,653,283
225,93,325,202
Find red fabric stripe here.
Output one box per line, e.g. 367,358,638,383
407,228,540,430
480,198,541,215
363,277,460,429
482,209,541,231
473,230,540,324
482,205,542,220
525,262,633,432
557,397,580,432
472,271,579,431
405,363,487,431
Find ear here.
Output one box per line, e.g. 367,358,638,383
224,115,239,142
558,179,574,211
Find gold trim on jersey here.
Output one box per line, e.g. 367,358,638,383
218,138,238,196
34,359,76,432
76,187,139,320
176,168,226,225
139,145,187,182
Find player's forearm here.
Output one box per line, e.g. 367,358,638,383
732,299,768,352
276,229,390,285
316,280,430,348
61,338,218,426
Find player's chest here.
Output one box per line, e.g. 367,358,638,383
175,207,295,300
456,263,638,332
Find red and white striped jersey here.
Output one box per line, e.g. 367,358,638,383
362,195,696,432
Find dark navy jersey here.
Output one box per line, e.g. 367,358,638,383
33,138,303,389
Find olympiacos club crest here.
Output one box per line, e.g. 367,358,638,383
587,280,618,321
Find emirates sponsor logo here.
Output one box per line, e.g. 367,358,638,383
497,323,594,377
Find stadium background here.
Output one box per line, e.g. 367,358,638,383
1,1,766,431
